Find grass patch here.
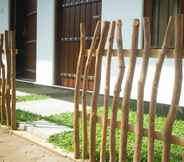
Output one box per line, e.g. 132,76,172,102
44,113,73,127
48,109,184,162
16,110,72,128
16,109,42,122
16,94,49,102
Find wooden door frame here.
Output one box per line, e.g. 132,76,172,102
181,0,184,13
144,0,153,17
10,0,16,30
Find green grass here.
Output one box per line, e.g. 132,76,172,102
16,110,72,127
44,113,73,127
16,109,42,122
48,108,184,162
16,94,49,102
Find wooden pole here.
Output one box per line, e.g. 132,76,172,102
5,31,11,126
10,31,16,130
0,34,6,126
0,34,4,124
133,17,151,162
147,16,175,162
109,20,125,162
100,21,115,162
89,21,110,162
73,23,86,159
162,15,183,162
81,21,101,159
119,19,139,162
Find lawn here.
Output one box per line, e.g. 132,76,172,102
48,108,184,162
16,94,49,102
16,110,72,127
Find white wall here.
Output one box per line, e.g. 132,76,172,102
101,0,184,106
102,0,144,49
36,0,55,85
0,0,10,32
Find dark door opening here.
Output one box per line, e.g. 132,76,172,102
10,0,37,81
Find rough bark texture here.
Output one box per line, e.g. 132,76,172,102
119,19,139,162
100,21,115,162
5,31,11,127
81,21,101,159
109,20,125,162
0,34,5,124
73,23,86,159
133,17,151,162
10,31,16,130
162,15,183,162
147,17,175,162
89,21,110,162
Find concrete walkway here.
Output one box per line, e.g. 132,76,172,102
16,98,74,116
16,90,32,97
16,90,74,140
18,120,72,140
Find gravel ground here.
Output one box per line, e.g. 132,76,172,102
0,128,72,162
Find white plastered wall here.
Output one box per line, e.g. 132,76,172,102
0,0,10,32
101,0,184,106
36,0,56,85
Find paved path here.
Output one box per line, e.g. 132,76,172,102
16,91,74,140
16,91,31,97
18,120,72,140
0,128,73,162
16,98,74,116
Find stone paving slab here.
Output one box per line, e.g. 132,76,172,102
16,98,74,116
16,91,32,97
18,120,72,140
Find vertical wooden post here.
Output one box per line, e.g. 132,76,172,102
0,34,6,126
73,23,86,159
82,21,101,159
5,31,11,126
10,31,16,130
133,17,151,162
100,21,115,162
162,15,183,162
119,19,139,162
147,16,174,162
109,20,125,162
89,21,110,162
0,34,5,124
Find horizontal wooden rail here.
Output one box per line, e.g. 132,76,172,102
60,73,94,80
86,49,184,58
78,112,184,147
2,49,18,54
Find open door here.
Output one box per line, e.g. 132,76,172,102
10,0,37,81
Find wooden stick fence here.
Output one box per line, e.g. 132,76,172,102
73,15,184,162
109,20,125,162
0,31,16,130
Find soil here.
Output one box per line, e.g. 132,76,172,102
0,128,72,162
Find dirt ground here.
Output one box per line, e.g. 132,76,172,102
0,128,72,162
